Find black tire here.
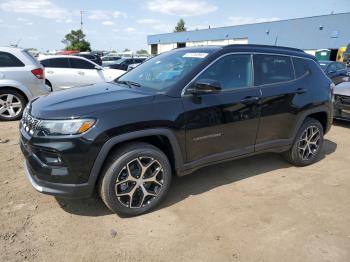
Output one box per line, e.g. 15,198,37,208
0,88,27,121
283,118,324,166
99,142,172,216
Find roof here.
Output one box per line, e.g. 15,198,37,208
148,12,350,50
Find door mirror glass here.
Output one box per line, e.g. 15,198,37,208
187,79,222,95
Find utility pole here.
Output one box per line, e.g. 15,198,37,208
80,11,83,31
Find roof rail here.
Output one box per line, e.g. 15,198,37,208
223,44,304,53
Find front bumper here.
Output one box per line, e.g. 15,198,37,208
24,161,93,198
334,94,350,120
20,125,100,199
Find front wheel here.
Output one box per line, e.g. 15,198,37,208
99,143,172,216
283,118,324,166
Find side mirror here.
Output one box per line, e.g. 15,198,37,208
187,79,222,95
95,65,103,70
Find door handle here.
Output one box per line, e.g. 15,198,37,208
295,88,308,94
47,71,54,74
77,71,84,75
240,96,260,105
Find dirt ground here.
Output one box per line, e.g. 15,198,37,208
0,120,350,262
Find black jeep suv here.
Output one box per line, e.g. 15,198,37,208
20,45,333,216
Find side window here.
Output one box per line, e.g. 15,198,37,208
292,57,310,78
336,62,345,70
40,59,51,67
47,58,70,68
196,54,252,90
327,63,336,73
0,51,24,67
254,54,294,85
70,58,95,69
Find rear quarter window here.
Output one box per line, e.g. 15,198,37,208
0,51,25,67
292,57,310,78
253,54,294,85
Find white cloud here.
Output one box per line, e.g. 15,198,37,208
26,22,33,25
113,11,127,18
0,0,70,19
137,18,158,24
88,10,126,20
226,16,279,26
125,27,136,32
152,23,173,33
147,0,217,16
17,17,28,22
102,21,115,26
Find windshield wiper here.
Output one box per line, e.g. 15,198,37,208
114,80,141,88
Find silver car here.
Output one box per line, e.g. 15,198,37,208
0,46,50,120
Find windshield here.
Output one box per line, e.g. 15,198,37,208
117,50,214,92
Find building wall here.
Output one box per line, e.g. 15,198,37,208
147,13,350,54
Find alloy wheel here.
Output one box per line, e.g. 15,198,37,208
115,157,164,209
297,125,321,161
0,94,23,118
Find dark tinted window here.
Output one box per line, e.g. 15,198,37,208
254,54,294,85
197,54,252,90
43,58,70,68
336,62,346,70
292,57,309,78
327,63,336,73
70,58,95,69
0,52,24,67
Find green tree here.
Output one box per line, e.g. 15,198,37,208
123,48,131,52
64,29,91,52
174,19,186,32
136,49,148,55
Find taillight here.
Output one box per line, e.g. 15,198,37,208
31,68,44,79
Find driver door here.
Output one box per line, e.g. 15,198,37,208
183,54,261,163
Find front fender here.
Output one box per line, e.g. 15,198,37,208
87,128,185,187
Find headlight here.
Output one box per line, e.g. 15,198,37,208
37,119,96,136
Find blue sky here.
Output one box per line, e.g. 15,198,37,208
0,0,349,52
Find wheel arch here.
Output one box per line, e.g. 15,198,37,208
87,129,185,187
0,86,29,104
292,106,331,140
0,81,32,101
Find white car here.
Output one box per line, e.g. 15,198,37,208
39,56,125,91
0,46,50,120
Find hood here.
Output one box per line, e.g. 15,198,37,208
334,81,350,97
30,82,154,119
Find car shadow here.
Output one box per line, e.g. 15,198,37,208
56,139,337,217
333,119,350,128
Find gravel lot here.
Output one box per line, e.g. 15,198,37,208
0,120,350,262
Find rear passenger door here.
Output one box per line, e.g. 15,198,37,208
253,54,305,151
183,54,261,163
41,58,75,91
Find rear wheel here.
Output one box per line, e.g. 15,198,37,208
283,118,324,166
99,143,172,216
0,88,27,121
